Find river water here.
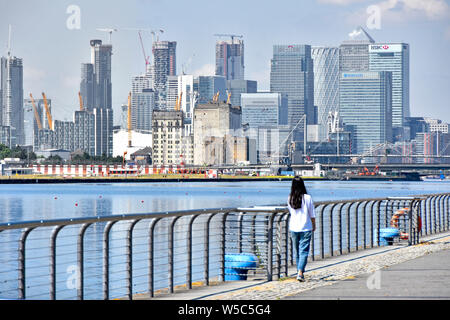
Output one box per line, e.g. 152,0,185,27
0,180,449,300
0,180,449,223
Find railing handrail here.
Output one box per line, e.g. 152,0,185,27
1,193,447,231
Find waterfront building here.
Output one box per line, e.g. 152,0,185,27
270,44,314,142
311,46,340,141
92,107,113,157
1,56,24,146
193,102,242,165
339,71,393,154
215,38,244,80
369,43,410,129
226,79,257,107
152,41,176,109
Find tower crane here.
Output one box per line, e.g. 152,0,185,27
41,92,53,131
96,28,117,44
175,91,183,111
213,33,243,43
29,93,43,130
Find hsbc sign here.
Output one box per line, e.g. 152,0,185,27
369,44,403,53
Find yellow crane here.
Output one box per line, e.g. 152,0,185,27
29,93,43,130
78,92,84,111
41,92,53,131
212,91,220,103
127,92,132,147
226,90,231,104
175,91,183,111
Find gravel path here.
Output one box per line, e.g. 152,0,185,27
205,235,450,300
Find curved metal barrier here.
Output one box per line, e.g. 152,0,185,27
0,193,448,300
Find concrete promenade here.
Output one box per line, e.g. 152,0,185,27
148,231,450,300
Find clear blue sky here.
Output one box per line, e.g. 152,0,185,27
1,0,449,124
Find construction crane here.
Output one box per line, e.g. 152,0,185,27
41,92,53,131
212,91,220,103
175,91,183,111
78,92,84,111
96,28,117,44
29,93,43,130
127,92,132,147
226,90,231,104
213,33,243,43
138,30,150,68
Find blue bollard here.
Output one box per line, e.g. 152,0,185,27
376,227,400,246
224,253,258,281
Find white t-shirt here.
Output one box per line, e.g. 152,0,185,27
287,194,316,232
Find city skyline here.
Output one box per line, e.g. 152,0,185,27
1,0,449,126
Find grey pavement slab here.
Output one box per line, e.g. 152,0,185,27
284,248,450,300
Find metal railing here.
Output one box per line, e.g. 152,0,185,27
0,193,448,300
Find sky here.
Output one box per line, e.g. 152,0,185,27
1,0,449,125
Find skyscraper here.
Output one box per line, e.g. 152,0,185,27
270,44,314,141
194,75,227,104
79,40,113,156
226,79,257,107
215,38,245,80
1,56,24,146
311,46,340,141
339,27,375,72
152,41,177,109
339,71,393,154
369,43,410,129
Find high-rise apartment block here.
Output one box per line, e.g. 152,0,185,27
1,56,24,146
79,40,113,156
215,38,244,80
152,41,176,109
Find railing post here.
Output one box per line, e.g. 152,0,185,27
77,223,92,300
50,225,64,300
320,204,329,259
187,214,200,290
148,218,161,298
220,212,230,283
266,212,277,281
126,220,140,300
338,203,344,255
347,202,356,253
354,202,363,251
169,216,182,293
329,204,339,257
103,221,117,300
204,213,217,286
237,212,244,254
18,228,34,300
280,212,290,278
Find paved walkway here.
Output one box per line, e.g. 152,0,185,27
147,232,450,300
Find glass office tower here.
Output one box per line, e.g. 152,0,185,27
312,46,340,141
339,71,393,154
369,43,409,129
270,45,314,142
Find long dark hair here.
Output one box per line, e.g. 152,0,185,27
289,176,308,209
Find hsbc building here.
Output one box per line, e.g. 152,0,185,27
369,43,409,131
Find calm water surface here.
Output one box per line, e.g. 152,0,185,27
1,180,449,223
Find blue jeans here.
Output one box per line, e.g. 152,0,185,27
291,231,312,273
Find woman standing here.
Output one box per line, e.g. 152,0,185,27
287,176,316,282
